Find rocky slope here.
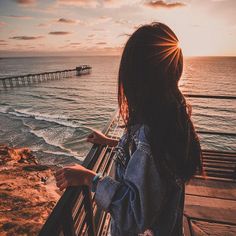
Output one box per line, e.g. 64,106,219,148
0,145,60,236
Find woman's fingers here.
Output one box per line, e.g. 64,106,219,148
56,179,68,191
87,133,94,138
56,178,65,187
86,132,94,141
59,181,68,191
86,136,94,142
55,168,64,177
87,133,96,143
54,164,96,190
55,172,64,181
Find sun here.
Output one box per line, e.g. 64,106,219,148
176,41,181,50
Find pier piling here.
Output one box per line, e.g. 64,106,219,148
0,65,92,90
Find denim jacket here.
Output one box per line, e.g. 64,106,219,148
95,124,185,236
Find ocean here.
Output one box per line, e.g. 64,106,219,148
0,56,235,166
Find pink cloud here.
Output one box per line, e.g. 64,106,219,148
70,43,81,45
9,36,44,40
37,23,50,28
0,21,6,27
49,31,72,35
88,34,95,38
57,0,99,7
58,18,77,24
14,0,36,5
115,19,129,25
93,28,106,32
96,42,107,45
5,15,32,19
144,0,186,9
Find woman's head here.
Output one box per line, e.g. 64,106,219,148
118,22,183,125
118,22,202,181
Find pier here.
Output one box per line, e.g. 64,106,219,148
0,65,92,89
39,94,236,236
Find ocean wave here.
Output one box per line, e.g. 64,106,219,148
25,94,46,100
24,123,83,160
0,105,11,114
38,149,83,161
6,108,85,129
1,107,98,134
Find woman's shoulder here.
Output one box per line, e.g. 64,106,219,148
131,124,152,155
132,123,151,142
117,123,151,150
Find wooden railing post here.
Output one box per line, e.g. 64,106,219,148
82,186,96,236
62,206,76,236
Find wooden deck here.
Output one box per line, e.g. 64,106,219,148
184,150,236,236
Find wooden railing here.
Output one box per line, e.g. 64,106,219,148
39,94,236,236
39,111,123,236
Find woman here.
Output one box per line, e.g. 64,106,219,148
55,22,202,236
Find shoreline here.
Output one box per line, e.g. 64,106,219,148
0,145,61,236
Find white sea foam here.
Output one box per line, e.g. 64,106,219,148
6,108,98,133
20,119,83,160
8,108,84,129
29,127,82,160
39,150,83,161
0,106,10,114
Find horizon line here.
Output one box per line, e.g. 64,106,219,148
1,54,236,59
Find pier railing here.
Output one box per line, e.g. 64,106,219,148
39,94,236,236
0,65,92,89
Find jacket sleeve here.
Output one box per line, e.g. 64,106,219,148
94,147,166,234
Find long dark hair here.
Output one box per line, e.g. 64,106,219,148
118,22,202,182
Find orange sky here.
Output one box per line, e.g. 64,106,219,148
0,0,235,57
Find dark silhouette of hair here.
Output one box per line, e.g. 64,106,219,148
118,22,203,182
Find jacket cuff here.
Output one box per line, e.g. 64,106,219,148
94,176,120,211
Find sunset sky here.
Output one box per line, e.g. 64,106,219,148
0,0,235,57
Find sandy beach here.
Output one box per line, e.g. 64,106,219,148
0,145,60,236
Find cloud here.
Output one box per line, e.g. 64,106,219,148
57,0,99,8
5,15,32,19
93,28,106,32
115,19,129,25
99,16,112,22
144,0,186,9
88,34,95,38
15,44,28,47
49,31,72,35
0,40,6,42
96,42,107,45
118,33,131,38
85,16,111,27
70,43,81,45
9,36,44,40
0,43,8,46
14,0,36,5
102,0,132,8
58,18,77,24
0,21,6,27
37,23,50,28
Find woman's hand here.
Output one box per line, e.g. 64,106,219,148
86,129,118,147
55,164,96,191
